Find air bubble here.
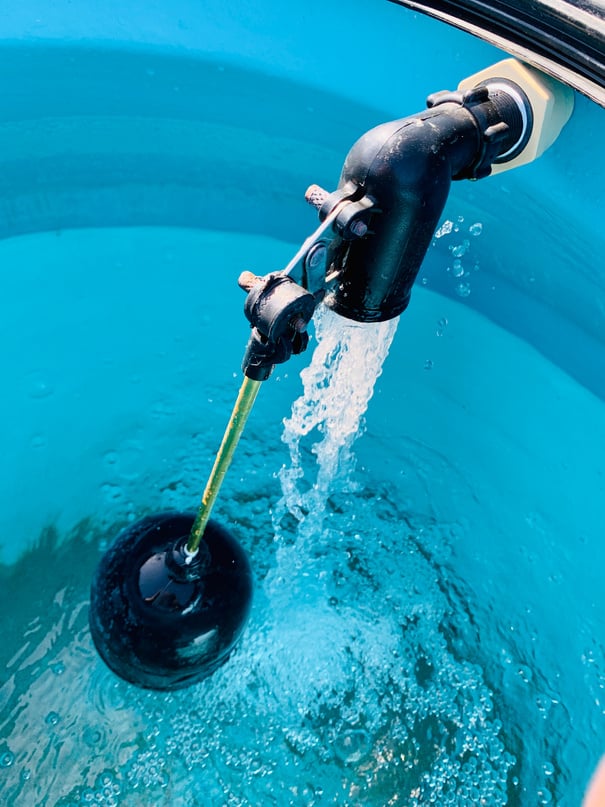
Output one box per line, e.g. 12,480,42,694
451,240,470,258
46,710,61,726
333,729,371,764
0,750,14,767
469,222,483,236
84,726,105,747
50,660,65,675
100,483,124,503
452,259,464,278
455,282,471,298
26,371,54,399
517,665,533,684
424,359,434,370
31,434,47,449
435,220,454,238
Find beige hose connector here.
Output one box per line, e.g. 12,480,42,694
458,58,575,174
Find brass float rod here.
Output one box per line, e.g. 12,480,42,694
186,376,262,555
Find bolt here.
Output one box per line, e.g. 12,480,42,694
350,220,368,238
291,316,308,333
305,243,327,270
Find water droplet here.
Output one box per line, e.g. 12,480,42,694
20,768,31,781
455,281,471,298
435,220,453,238
333,729,371,764
26,371,54,399
0,750,14,767
83,726,105,747
451,239,470,258
45,710,61,726
517,664,533,684
49,660,65,675
100,483,124,503
469,222,483,236
103,451,119,466
543,761,555,776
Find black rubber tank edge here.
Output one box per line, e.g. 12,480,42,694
389,0,605,107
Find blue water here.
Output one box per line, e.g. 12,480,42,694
1,224,604,806
1,3,605,805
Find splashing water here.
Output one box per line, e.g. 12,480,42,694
273,305,399,543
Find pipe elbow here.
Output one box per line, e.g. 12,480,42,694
324,81,533,323
326,106,480,322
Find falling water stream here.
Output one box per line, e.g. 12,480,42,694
274,306,398,544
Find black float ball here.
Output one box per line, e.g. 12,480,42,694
89,512,253,690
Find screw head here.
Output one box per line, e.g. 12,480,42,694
350,220,368,237
306,244,327,269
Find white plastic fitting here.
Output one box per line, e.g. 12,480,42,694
458,58,575,174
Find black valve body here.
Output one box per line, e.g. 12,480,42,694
324,85,530,322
